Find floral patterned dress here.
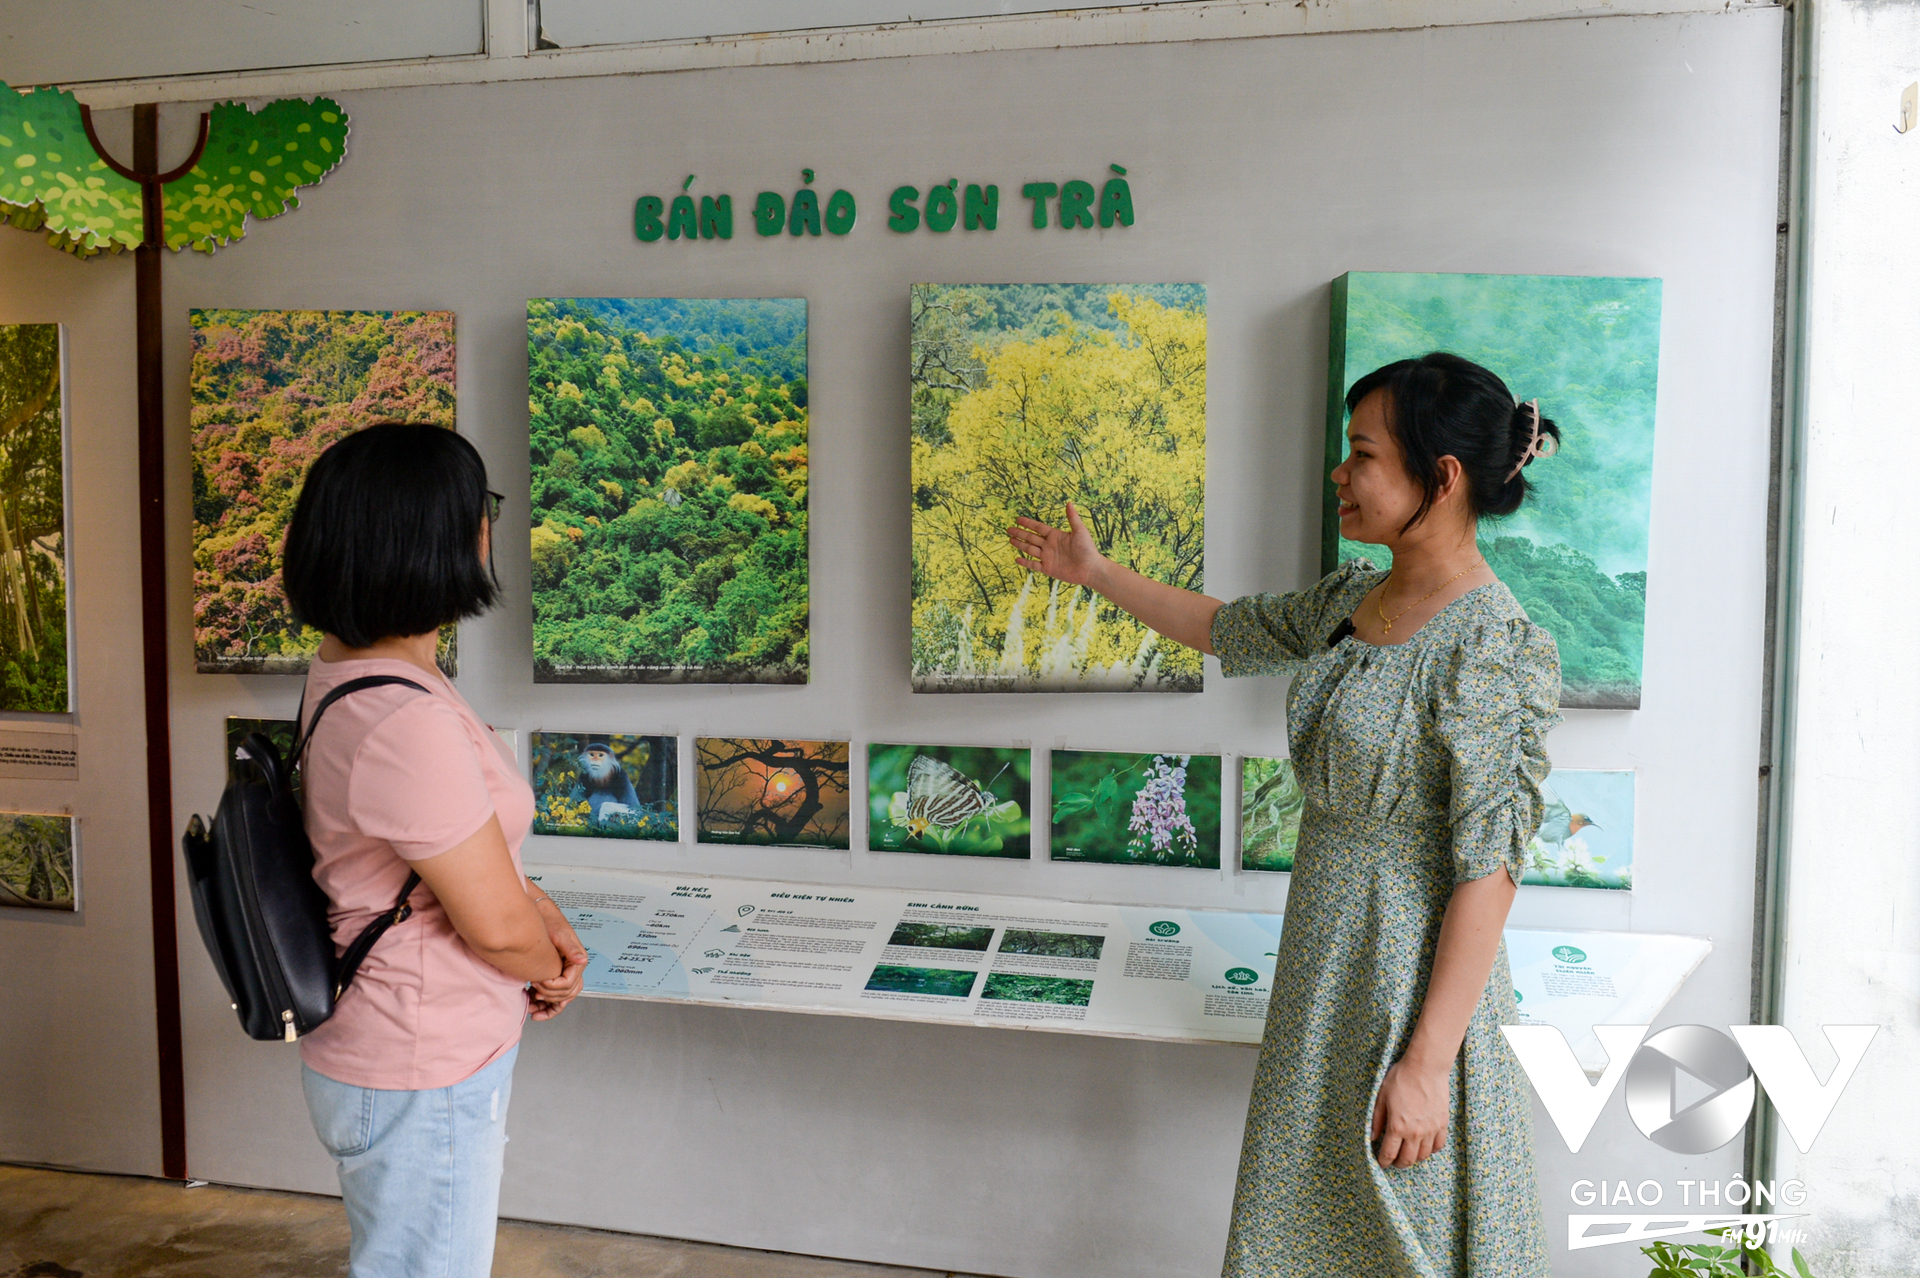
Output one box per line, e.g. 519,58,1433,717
1211,559,1557,1278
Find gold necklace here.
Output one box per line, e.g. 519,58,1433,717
1376,559,1486,636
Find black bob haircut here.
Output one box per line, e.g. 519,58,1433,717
1345,351,1562,534
283,423,500,649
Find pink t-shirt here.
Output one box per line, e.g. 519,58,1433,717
295,654,536,1091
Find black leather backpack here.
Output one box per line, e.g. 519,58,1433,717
182,675,429,1042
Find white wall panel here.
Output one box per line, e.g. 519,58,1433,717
0,0,483,87
0,170,162,1175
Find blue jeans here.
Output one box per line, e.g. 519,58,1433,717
301,1044,518,1278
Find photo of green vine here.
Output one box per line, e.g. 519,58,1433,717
1240,756,1303,873
0,324,69,713
0,812,74,911
1326,272,1660,708
1050,750,1222,868
911,283,1205,692
529,298,808,683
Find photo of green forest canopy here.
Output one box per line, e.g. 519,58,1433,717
997,930,1104,960
529,298,809,684
885,922,995,951
0,325,70,713
0,812,75,911
190,309,458,674
979,973,1093,1007
911,283,1205,693
1325,273,1661,708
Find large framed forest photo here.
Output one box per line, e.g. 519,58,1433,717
0,324,70,713
190,309,458,674
911,284,1206,693
1324,273,1661,709
529,299,809,683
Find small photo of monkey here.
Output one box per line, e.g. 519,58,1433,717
530,731,678,841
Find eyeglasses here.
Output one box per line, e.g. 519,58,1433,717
486,490,505,523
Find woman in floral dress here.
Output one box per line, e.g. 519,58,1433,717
1009,352,1560,1277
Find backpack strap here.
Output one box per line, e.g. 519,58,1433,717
334,870,422,1000
291,672,434,1001
292,674,433,763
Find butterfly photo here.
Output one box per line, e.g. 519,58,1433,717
866,743,1031,858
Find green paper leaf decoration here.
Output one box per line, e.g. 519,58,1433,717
0,82,144,257
162,97,348,253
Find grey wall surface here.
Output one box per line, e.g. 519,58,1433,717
0,0,484,87
0,207,162,1176
1,10,1784,1277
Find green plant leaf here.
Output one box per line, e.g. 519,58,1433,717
1053,791,1094,820
0,82,144,256
162,96,348,253
1792,1249,1814,1278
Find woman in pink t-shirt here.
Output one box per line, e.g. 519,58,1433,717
281,423,587,1278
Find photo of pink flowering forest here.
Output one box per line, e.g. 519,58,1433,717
1050,750,1222,868
190,309,457,673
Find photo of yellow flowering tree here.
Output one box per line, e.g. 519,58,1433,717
910,284,1205,692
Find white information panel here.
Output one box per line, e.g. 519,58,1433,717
532,865,1711,1055
531,864,1283,1042
1507,927,1715,1074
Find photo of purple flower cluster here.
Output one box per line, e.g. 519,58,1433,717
1050,748,1221,868
1127,754,1199,859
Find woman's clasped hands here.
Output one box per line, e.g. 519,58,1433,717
528,896,588,1021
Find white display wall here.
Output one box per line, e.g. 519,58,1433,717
0,10,1785,1277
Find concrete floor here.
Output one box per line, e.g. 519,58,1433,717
0,1165,988,1278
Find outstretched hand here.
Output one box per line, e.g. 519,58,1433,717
1008,501,1105,590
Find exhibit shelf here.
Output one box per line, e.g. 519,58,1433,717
531,864,1710,1060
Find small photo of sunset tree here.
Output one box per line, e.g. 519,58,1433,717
694,737,850,849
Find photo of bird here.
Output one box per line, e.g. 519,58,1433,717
1536,781,1599,851
1525,771,1633,890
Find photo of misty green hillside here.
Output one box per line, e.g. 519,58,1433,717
1324,273,1661,709
529,298,808,683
